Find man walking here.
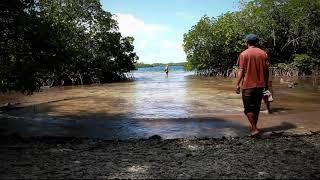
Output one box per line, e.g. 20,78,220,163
236,34,269,136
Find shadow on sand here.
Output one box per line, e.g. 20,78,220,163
0,100,297,139
261,122,297,133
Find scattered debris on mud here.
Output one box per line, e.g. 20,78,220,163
0,133,319,179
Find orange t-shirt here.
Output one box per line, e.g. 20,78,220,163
237,47,269,89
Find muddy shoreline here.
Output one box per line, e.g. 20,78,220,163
1,75,320,140
1,133,319,179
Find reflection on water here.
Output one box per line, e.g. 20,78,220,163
133,70,196,119
1,66,320,139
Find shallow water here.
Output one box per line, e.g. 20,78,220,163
1,66,320,139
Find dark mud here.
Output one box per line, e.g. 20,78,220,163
0,133,319,179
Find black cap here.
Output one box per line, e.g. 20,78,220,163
245,33,258,42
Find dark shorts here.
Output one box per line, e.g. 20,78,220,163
242,88,264,114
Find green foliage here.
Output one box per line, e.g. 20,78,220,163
135,62,186,68
183,0,320,74
183,62,193,71
0,0,138,93
274,63,296,70
292,54,320,74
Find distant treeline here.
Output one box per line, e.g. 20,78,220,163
183,0,320,76
0,0,138,93
135,62,186,68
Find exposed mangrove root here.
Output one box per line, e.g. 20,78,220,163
195,67,320,78
196,68,237,77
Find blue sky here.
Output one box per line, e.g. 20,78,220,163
101,0,239,64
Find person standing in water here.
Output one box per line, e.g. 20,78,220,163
235,33,269,137
164,65,169,76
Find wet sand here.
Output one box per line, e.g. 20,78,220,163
1,72,320,178
0,72,320,139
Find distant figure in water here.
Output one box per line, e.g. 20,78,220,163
235,33,269,137
164,65,169,76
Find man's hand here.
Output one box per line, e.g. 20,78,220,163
235,85,240,94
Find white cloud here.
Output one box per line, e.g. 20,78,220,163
161,40,186,61
137,39,148,50
114,13,170,38
162,40,183,51
113,13,186,63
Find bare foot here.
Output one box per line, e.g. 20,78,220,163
250,129,260,137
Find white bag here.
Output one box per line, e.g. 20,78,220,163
263,90,273,102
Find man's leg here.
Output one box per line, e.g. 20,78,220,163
266,101,272,114
267,81,273,114
262,95,271,114
243,89,259,136
253,88,263,134
246,112,259,135
243,88,263,136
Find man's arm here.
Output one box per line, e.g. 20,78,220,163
235,68,244,93
235,54,245,94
